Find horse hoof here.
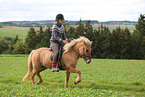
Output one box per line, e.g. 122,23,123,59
65,87,71,89
37,83,40,85
74,82,77,84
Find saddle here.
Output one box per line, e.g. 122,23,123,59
49,45,65,70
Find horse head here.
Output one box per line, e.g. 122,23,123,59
78,40,93,64
64,36,93,64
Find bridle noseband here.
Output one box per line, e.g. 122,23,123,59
71,46,91,61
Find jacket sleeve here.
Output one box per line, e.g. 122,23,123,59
62,31,68,41
52,25,63,43
62,25,68,41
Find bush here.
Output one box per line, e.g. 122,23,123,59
13,41,25,54
0,38,9,54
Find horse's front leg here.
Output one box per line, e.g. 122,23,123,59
65,72,70,88
68,67,81,85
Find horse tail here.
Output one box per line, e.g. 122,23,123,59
22,50,34,81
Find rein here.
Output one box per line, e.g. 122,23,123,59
71,46,91,61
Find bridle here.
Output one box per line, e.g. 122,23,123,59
71,45,91,61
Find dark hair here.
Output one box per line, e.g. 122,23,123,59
56,14,64,21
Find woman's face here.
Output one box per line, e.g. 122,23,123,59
58,19,63,23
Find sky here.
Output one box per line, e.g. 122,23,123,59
0,0,145,22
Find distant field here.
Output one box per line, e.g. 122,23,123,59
0,28,28,39
0,55,145,96
0,26,48,39
0,24,135,40
93,24,135,32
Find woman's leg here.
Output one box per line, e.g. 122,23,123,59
51,42,59,72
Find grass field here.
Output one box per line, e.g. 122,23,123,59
0,28,28,39
0,55,145,96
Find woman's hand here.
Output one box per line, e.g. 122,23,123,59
63,40,68,44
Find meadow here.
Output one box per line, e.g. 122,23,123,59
0,55,145,96
0,28,27,39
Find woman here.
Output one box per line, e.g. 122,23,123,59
50,14,68,72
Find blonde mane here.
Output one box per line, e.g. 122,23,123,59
64,36,91,53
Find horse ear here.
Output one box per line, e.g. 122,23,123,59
90,41,93,44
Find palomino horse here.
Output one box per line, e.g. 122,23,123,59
22,36,93,88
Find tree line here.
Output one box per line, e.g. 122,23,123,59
0,14,145,59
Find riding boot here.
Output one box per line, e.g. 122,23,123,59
55,66,60,72
51,61,57,72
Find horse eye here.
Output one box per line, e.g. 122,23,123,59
86,50,89,52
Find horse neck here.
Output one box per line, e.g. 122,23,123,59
70,42,83,59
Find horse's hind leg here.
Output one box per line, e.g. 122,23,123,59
31,70,36,85
36,67,47,85
37,73,43,85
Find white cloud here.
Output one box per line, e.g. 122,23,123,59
0,0,145,22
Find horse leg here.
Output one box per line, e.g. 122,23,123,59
37,73,43,85
36,66,47,85
65,72,70,88
68,67,81,85
30,70,36,85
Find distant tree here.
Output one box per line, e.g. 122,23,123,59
140,36,145,59
40,27,51,47
100,26,111,58
119,27,131,58
92,25,104,58
136,14,145,36
92,26,102,58
74,18,85,38
35,25,44,48
63,20,70,30
66,26,75,40
91,29,99,58
135,14,145,59
37,25,44,42
110,27,122,58
130,14,145,59
0,38,9,54
25,26,37,53
12,35,19,44
84,20,94,40
130,30,143,59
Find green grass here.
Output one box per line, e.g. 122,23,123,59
0,55,145,96
0,29,27,39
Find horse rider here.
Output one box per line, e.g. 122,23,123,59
50,13,68,72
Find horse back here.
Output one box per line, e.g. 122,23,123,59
31,47,52,69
